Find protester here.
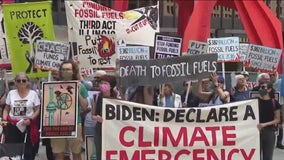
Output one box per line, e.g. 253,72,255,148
252,72,270,91
0,81,16,117
201,79,212,92
50,60,88,160
91,70,107,91
80,71,93,90
92,74,119,160
125,86,153,105
181,81,200,107
197,73,230,106
82,70,106,160
241,71,250,81
257,82,281,160
269,71,284,149
2,72,40,160
230,74,251,101
157,83,182,108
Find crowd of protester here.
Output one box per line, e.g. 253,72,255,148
0,59,283,160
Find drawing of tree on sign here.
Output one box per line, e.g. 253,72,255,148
18,22,43,73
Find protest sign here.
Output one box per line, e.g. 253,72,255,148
207,37,240,62
34,40,70,71
250,91,280,102
117,46,150,60
0,5,10,68
117,54,217,86
187,40,208,55
40,81,78,138
244,44,282,71
239,43,249,62
2,1,54,78
65,1,159,69
154,34,182,59
102,98,260,160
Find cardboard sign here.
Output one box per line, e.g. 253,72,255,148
245,44,282,71
207,37,240,62
0,6,10,68
117,46,150,60
239,43,249,62
34,40,70,71
187,40,208,55
65,1,159,69
117,54,217,86
154,34,182,59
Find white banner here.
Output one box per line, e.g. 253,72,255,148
102,99,260,160
65,1,159,69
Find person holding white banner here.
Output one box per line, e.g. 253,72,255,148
157,83,182,108
257,82,281,160
230,74,251,102
269,71,284,149
50,60,88,160
181,81,200,107
92,74,119,160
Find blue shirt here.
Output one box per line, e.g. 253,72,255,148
165,96,174,108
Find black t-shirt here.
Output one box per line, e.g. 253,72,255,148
181,92,200,107
258,98,281,124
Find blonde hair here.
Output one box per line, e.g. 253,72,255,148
235,74,245,81
14,72,31,89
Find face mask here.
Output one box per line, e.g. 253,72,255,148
61,72,73,80
258,88,267,97
100,83,111,92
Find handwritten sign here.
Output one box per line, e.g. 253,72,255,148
117,46,150,60
239,43,249,62
187,40,208,55
34,40,70,71
102,99,260,159
244,44,282,71
207,37,240,62
117,54,217,86
65,1,159,69
0,7,10,68
154,34,182,59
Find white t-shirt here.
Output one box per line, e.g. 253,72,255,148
6,89,40,120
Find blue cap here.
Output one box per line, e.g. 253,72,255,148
217,75,225,83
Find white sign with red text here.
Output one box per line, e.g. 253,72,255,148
102,99,260,160
207,37,240,62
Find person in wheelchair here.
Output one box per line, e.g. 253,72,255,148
2,72,40,160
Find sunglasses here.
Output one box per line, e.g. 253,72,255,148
16,79,27,83
261,85,267,90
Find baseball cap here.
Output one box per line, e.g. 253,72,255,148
94,70,106,78
217,75,225,83
240,71,249,77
